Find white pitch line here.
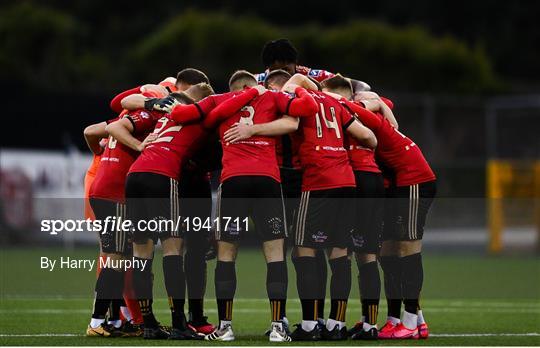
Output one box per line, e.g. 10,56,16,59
1,333,539,338
431,333,540,337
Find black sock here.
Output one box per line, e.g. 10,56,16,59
358,260,380,325
163,255,186,328
328,256,351,322
266,261,288,322
92,268,124,319
315,250,327,320
215,261,236,322
401,253,423,315
293,256,320,321
379,255,402,318
133,257,157,328
185,244,207,322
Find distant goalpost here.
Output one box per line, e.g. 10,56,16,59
485,96,540,253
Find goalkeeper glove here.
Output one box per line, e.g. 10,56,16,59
144,96,178,113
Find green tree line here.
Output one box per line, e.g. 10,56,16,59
1,3,500,94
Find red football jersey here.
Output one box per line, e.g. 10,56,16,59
90,109,162,202
342,100,436,186
297,90,356,191
344,134,381,173
216,91,296,182
128,118,209,180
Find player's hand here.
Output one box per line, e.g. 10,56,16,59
141,84,168,97
144,96,178,113
253,85,267,95
137,133,159,151
223,122,255,143
282,82,299,94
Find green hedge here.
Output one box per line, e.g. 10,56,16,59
2,5,499,93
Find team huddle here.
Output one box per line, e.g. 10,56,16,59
83,39,436,342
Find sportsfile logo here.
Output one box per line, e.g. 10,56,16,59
40,216,249,235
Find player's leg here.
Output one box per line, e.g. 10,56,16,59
394,181,436,339
125,172,167,339
291,190,324,341
86,198,126,337
349,171,384,340
205,177,246,341
378,185,403,338
322,187,354,341
179,170,214,334
254,176,290,341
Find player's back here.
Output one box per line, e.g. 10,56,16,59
218,91,290,182
297,90,355,191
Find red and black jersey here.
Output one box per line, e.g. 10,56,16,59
90,108,162,203
345,134,381,173
296,90,356,191
341,99,435,187
214,90,297,182
205,87,317,183
128,117,209,180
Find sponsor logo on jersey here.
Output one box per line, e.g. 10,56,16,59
140,111,150,119
308,69,322,77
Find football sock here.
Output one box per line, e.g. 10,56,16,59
402,253,423,315
266,261,288,321
417,309,426,325
219,320,232,330
315,250,327,320
92,268,124,319
301,320,318,332
120,305,132,322
328,256,351,323
107,319,122,328
163,255,186,329
358,261,380,325
388,316,401,325
402,310,418,330
379,255,403,319
185,242,207,322
90,318,105,329
133,257,158,328
293,256,319,321
215,261,236,322
123,268,143,324
326,318,345,330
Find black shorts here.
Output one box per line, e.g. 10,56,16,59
125,172,182,244
179,169,212,250
280,167,302,235
216,175,286,242
89,198,130,255
350,171,385,254
382,180,437,241
294,186,356,249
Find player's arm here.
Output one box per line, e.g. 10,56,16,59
83,122,108,155
202,86,264,128
223,116,299,143
350,79,371,93
105,118,156,152
345,119,377,149
110,86,142,113
355,91,398,129
121,86,171,111
286,87,318,117
340,98,384,130
283,74,319,92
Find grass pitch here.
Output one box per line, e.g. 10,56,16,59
1,247,539,346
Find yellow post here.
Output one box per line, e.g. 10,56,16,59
487,160,504,253
534,161,540,253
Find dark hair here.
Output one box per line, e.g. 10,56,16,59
228,70,257,91
264,69,291,89
261,38,298,68
169,92,194,105
320,74,353,97
176,68,210,85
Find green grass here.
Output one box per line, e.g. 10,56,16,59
1,247,539,346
